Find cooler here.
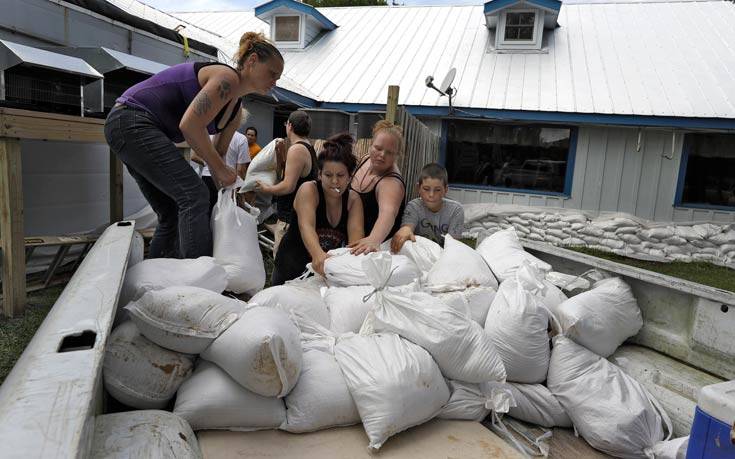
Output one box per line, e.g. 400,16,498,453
686,380,735,459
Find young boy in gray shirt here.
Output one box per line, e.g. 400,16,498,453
391,163,465,252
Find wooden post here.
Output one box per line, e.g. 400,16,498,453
0,137,26,317
109,150,123,224
386,85,399,124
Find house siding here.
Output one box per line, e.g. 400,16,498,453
448,125,735,222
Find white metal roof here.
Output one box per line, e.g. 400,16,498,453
172,2,735,119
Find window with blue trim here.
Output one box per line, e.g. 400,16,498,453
445,121,572,194
679,133,735,208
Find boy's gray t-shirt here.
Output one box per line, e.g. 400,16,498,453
401,198,465,244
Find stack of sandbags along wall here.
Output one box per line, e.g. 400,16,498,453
102,226,681,457
463,203,735,269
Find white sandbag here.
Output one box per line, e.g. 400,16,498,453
642,227,675,241
554,277,642,357
710,229,735,245
425,234,497,292
398,236,442,274
521,212,542,221
615,226,638,235
125,286,246,354
690,239,717,249
579,226,605,238
322,248,419,287
212,187,264,295
620,234,642,244
547,229,567,240
322,285,374,333
434,286,496,325
477,228,551,281
652,436,688,459
439,380,514,422
545,271,590,292
240,139,277,192
693,223,724,239
527,233,545,242
561,214,587,224
335,333,450,450
601,238,626,250
201,306,302,397
103,321,193,409
485,264,552,384
512,223,530,235
547,336,671,459
561,237,586,246
92,410,202,459
542,214,560,222
674,226,702,241
249,276,330,328
662,236,687,246
571,222,586,231
282,346,360,433
119,256,227,307
507,383,571,428
363,253,506,383
173,361,285,431
547,221,568,230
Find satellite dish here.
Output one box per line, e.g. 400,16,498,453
439,68,456,94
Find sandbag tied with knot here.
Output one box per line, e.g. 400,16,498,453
485,262,556,384
360,252,506,383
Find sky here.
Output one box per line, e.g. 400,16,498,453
138,0,481,13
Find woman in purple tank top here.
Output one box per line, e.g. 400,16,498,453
104,32,283,259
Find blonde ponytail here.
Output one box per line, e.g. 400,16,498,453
234,31,283,70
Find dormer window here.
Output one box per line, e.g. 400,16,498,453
496,9,544,50
504,12,535,41
255,0,338,50
484,0,560,52
274,15,301,42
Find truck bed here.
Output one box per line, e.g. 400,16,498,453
1,223,732,458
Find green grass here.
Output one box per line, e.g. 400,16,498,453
0,285,64,384
567,246,735,293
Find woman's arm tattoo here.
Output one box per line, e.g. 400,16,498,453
218,80,232,100
193,92,212,116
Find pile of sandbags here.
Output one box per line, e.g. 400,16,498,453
464,203,735,268
105,219,680,458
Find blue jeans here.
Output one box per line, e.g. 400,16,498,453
105,105,211,259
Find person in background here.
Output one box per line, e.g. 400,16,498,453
272,133,364,285
255,110,318,253
246,126,261,159
390,163,465,253
348,120,406,255
105,31,283,259
191,119,252,215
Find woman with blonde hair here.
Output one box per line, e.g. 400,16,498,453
105,32,283,258
348,120,406,255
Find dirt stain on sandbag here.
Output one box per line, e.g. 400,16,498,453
152,362,178,375
252,341,282,393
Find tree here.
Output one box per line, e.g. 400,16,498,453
303,0,387,6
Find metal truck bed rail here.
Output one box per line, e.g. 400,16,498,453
0,222,134,458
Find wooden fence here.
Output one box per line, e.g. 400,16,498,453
395,106,441,202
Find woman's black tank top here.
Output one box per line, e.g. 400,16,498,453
275,140,318,222
349,156,406,241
